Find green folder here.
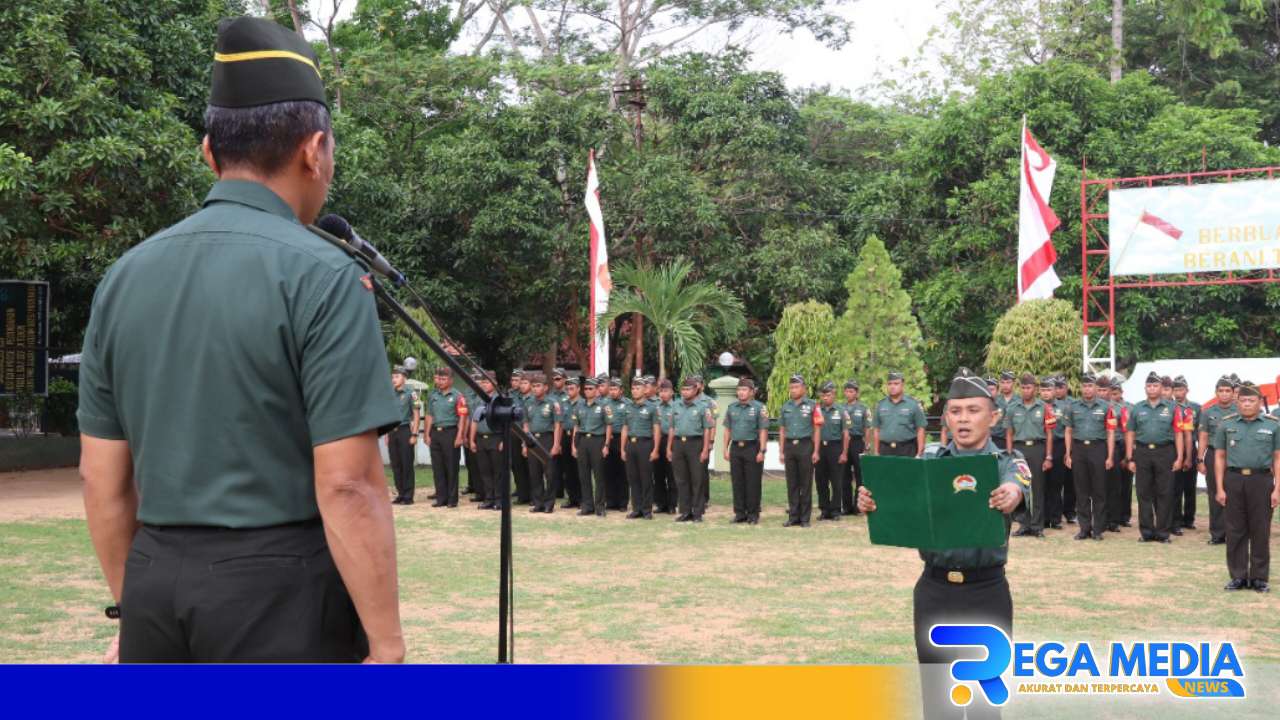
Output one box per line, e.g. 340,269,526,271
862,454,1008,550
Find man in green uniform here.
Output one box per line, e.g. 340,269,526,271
858,368,1029,720
389,365,420,505
556,377,583,508
459,371,482,498
779,375,820,527
1213,382,1280,592
603,378,629,510
991,370,1016,450
1126,371,1184,543
424,367,468,508
522,373,562,513
1197,376,1237,545
722,378,768,524
1063,374,1114,541
469,372,504,510
620,379,660,519
1005,373,1051,537
78,17,403,663
548,369,571,501
654,379,678,514
1105,376,1133,529
839,380,871,516
667,377,715,522
571,377,609,517
815,382,850,521
872,372,927,457
1050,376,1076,525
692,374,718,508
1173,376,1201,531
507,370,530,505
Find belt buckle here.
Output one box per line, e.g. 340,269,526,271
822,440,829,446
890,442,898,448
1082,440,1091,445
946,570,964,584
791,439,798,445
629,437,636,443
1023,441,1033,446
1242,468,1253,476
738,441,745,447
1147,443,1156,449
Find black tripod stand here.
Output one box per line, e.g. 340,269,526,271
309,222,546,664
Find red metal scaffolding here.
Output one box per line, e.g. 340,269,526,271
1079,165,1280,373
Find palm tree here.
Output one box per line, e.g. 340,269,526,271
598,259,746,381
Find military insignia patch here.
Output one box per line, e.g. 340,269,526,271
953,474,977,493
359,274,373,292
1013,458,1033,487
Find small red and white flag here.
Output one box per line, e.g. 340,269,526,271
1017,120,1061,302
586,150,610,377
1136,210,1183,241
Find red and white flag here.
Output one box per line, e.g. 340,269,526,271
1018,120,1061,302
586,150,610,377
1136,210,1183,241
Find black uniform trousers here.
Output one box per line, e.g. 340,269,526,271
1175,441,1198,527
1224,469,1274,582
914,567,1012,720
672,435,707,518
625,436,656,513
1106,439,1132,526
526,431,555,511
653,439,676,512
606,433,628,510
557,447,581,506
878,439,917,458
784,437,815,524
1012,440,1047,532
1203,447,1226,542
388,424,416,502
511,433,530,504
1134,442,1177,541
474,432,504,505
575,434,607,514
840,436,865,514
427,425,461,506
1045,437,1071,524
729,440,763,520
120,520,366,662
1070,440,1108,536
462,445,477,494
815,438,843,518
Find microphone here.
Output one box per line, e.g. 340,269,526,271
316,214,406,286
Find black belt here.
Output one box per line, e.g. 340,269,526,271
532,431,551,436
480,433,495,439
1228,467,1271,476
1019,440,1043,446
579,432,601,437
734,440,759,447
1138,442,1172,449
788,437,813,445
927,565,1005,585
629,436,653,443
880,440,913,448
432,425,456,431
1074,439,1103,445
678,435,704,441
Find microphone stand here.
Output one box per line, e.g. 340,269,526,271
309,224,546,664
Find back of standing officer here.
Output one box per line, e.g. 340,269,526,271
77,17,403,663
1213,382,1279,593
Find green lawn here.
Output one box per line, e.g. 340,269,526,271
2,466,1277,677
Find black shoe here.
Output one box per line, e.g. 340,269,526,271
1029,530,1045,538
479,502,495,509
800,521,811,527
1171,527,1183,536
428,493,437,500
1138,536,1152,543
1182,522,1196,530
748,516,759,525
783,519,797,527
595,510,607,518
626,511,642,519
692,516,704,522
1224,579,1249,591
462,487,475,495
642,512,653,519
431,501,447,507
1012,526,1032,537
842,510,857,516
1048,522,1063,530
1158,537,1171,544
675,514,692,522
1254,580,1270,593
1106,524,1120,533
562,502,579,509
1065,515,1077,524
469,496,484,503
1092,533,1104,541
542,505,555,514
391,498,406,505
1207,537,1226,545
1120,520,1132,527
529,506,543,513
576,509,593,516
1074,531,1089,540
732,516,747,524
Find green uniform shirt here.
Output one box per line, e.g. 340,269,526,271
1129,398,1178,445
427,387,466,427
873,395,927,443
841,401,871,437
1198,402,1236,448
919,440,1030,571
724,400,768,442
1052,398,1071,439
557,396,580,431
671,399,715,437
1003,399,1048,442
779,397,817,439
571,397,608,435
394,385,417,426
77,180,399,528
819,402,850,442
656,399,676,434
524,395,560,433
603,396,627,432
1109,400,1132,442
1064,397,1110,441
1182,400,1203,451
473,400,498,435
1215,414,1280,469
622,398,660,438
992,394,1016,440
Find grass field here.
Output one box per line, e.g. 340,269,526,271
2,466,1277,671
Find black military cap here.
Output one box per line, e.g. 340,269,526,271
789,374,805,385
1237,382,1261,398
844,380,859,390
1019,373,1037,386
1081,373,1097,385
511,369,524,378
1112,373,1126,384
1215,375,1234,389
1096,376,1112,389
565,376,580,387
641,375,656,385
607,376,622,387
681,377,698,388
552,368,566,379
737,377,756,390
434,366,451,377
528,372,546,384
887,371,904,381
984,377,998,387
211,17,327,109
1172,375,1188,389
1000,370,1016,381
819,381,836,393
1040,376,1056,389
658,378,673,390
948,368,992,400
1144,371,1162,384
582,377,598,388
392,365,407,376
1160,375,1173,388
690,374,704,384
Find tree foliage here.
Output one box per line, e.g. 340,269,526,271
764,300,835,413
984,299,1080,385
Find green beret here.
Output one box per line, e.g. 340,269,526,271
607,377,622,387
211,17,327,109
1160,375,1173,388
1095,376,1112,389
948,368,992,401
511,369,525,378
1054,377,1067,388
984,377,998,387
528,372,546,384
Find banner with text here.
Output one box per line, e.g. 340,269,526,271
1,280,50,397
1109,178,1280,276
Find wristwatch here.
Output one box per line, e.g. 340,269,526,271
105,605,121,620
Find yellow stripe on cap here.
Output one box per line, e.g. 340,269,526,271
214,50,320,76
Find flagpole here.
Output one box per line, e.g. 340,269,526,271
587,150,597,377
